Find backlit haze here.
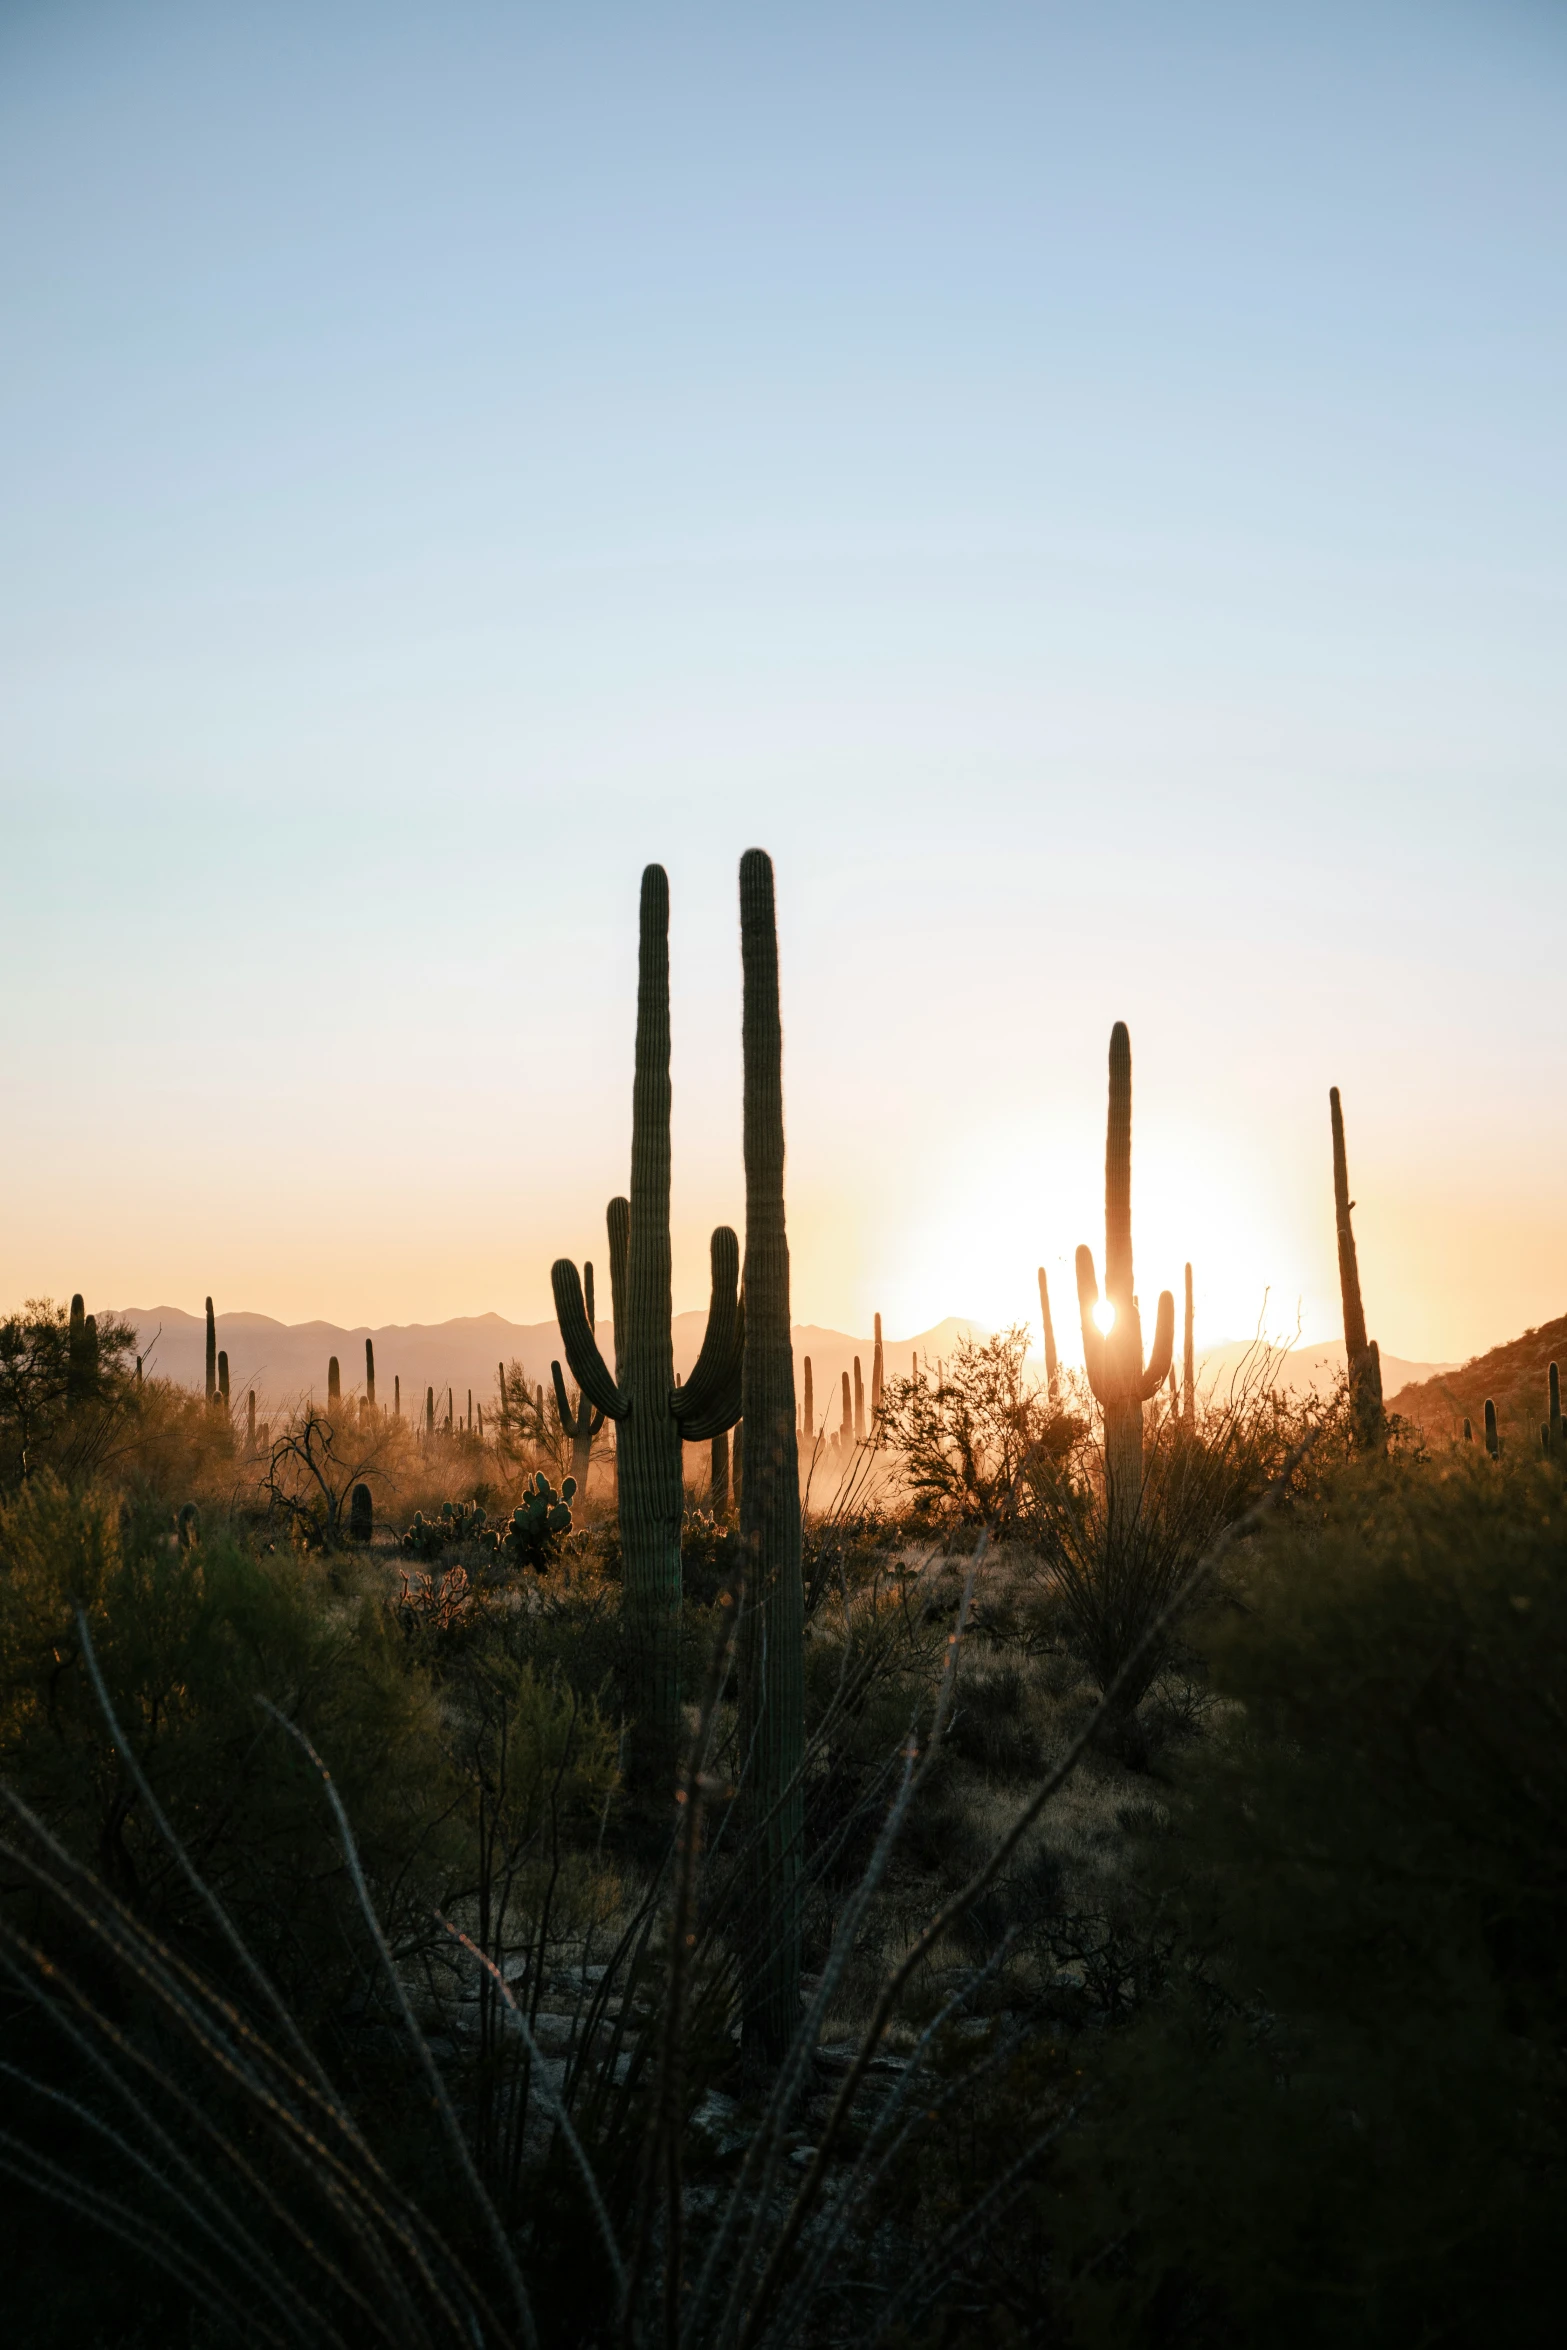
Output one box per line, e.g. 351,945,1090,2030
2,1,1564,1367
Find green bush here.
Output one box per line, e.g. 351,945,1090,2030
0,1474,458,2016
1056,1451,1567,2347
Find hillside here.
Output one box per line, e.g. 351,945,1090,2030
1386,1313,1567,1444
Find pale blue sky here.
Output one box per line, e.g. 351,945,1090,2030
2,0,1564,1360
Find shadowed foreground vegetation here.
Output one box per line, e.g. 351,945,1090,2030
0,1309,1561,2348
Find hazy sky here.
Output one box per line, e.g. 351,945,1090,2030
2,0,1564,1364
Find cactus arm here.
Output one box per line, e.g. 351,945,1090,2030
606,1196,630,1387
1075,1245,1107,1403
551,1258,628,1418
1037,1266,1058,1395
1139,1290,1176,1398
550,1359,582,1439
589,1403,606,1436
679,1375,743,1442
673,1225,741,1424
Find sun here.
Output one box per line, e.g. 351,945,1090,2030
1092,1299,1116,1335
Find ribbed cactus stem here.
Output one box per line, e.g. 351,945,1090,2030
217,1351,230,1411
1183,1262,1195,1427
327,1357,340,1407
1484,1397,1498,1458
1330,1087,1384,1450
467,1388,472,1431
204,1297,216,1405
840,1370,852,1443
802,1355,814,1442
394,1374,401,1419
871,1313,884,1433
737,847,803,2066
616,866,687,1793
1076,1024,1175,1540
425,1386,435,1438
853,1355,865,1443
365,1339,376,1409
1037,1268,1058,1399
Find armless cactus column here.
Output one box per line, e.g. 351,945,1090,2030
853,1356,865,1443
737,847,804,2068
802,1355,814,1444
1037,1268,1059,1400
204,1297,216,1406
327,1357,341,1409
1330,1087,1384,1451
1076,1024,1175,1539
552,868,742,1801
871,1314,884,1439
365,1339,376,1410
1182,1263,1195,1428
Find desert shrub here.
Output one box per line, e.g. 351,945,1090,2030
0,1298,142,1490
1016,1353,1322,1744
879,1326,1078,1528
1054,1449,1567,2347
0,1473,457,2014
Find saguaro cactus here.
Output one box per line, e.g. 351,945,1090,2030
853,1356,865,1443
217,1351,230,1413
839,1370,852,1449
802,1355,814,1444
349,1483,373,1545
365,1339,376,1410
68,1300,98,1405
327,1357,341,1408
552,867,742,1797
872,1313,885,1433
1484,1397,1499,1458
394,1374,401,1420
1330,1087,1384,1451
425,1386,435,1438
1076,1023,1175,1534
205,1297,216,1406
737,847,804,2066
1182,1263,1195,1427
551,1261,606,1485
1037,1268,1059,1399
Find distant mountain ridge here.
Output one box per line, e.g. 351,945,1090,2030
111,1306,988,1423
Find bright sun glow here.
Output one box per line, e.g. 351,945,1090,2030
1092,1299,1116,1335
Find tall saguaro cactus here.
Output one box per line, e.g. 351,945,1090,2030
327,1357,341,1409
737,847,804,2065
553,867,742,1797
365,1339,376,1410
1330,1087,1384,1450
802,1355,814,1445
205,1297,217,1407
871,1313,885,1434
1076,1023,1175,1533
1182,1263,1195,1427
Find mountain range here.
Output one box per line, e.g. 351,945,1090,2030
113,1304,1456,1426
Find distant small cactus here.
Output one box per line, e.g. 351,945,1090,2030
349,1483,374,1545
205,1297,216,1405
327,1357,341,1407
1485,1398,1499,1458
217,1350,230,1413
365,1339,376,1410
